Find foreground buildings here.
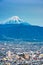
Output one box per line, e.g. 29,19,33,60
0,41,43,65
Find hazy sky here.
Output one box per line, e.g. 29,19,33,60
0,0,43,26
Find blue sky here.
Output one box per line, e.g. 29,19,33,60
0,0,43,26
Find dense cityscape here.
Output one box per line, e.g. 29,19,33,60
0,41,43,65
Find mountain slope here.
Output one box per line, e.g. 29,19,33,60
0,24,43,42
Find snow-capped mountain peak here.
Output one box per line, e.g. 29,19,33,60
10,16,21,21
4,16,24,24
1,16,30,25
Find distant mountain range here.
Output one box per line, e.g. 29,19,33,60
0,16,43,42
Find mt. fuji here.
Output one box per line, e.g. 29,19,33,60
3,16,29,25
0,16,43,42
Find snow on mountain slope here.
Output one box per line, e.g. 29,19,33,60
4,16,24,24
2,16,30,25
